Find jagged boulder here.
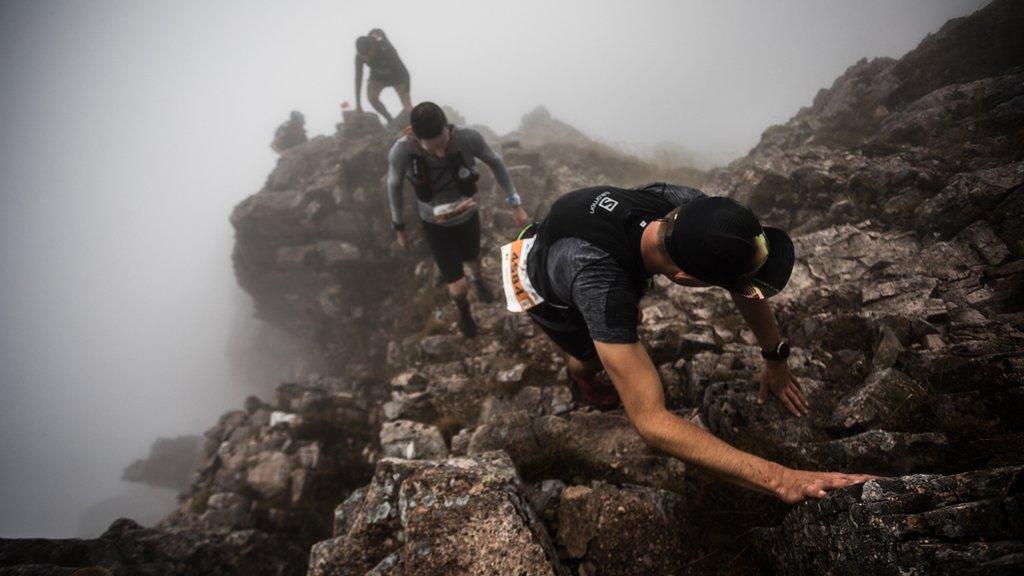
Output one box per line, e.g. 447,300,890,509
916,162,1024,240
378,420,448,460
759,466,1024,575
556,482,691,576
827,368,927,434
307,451,566,576
163,379,380,542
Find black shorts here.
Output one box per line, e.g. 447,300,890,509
369,69,410,90
421,212,481,284
528,302,597,361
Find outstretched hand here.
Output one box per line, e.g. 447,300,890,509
757,362,808,417
774,468,877,504
395,230,410,249
513,206,529,228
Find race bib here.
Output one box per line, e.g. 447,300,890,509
501,237,545,312
432,198,477,222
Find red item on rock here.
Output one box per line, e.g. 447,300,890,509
569,371,621,410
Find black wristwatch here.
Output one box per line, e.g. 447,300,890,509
761,340,790,362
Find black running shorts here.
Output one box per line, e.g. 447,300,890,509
369,68,410,90
527,302,598,361
421,212,481,284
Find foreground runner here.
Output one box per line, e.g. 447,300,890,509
388,102,528,337
354,28,412,123
501,182,874,503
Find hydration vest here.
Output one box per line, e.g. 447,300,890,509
528,183,685,305
406,125,479,203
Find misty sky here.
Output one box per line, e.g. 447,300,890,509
0,0,987,537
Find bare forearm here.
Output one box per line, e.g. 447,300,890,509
597,341,783,496
731,294,782,349
642,410,780,495
595,333,871,504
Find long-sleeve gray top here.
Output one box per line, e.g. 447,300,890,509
386,126,520,228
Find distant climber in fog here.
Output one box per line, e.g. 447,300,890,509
270,111,307,154
354,28,412,124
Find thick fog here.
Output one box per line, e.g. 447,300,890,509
0,0,987,537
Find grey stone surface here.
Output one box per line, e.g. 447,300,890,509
307,452,567,576
378,420,448,460
760,466,1024,576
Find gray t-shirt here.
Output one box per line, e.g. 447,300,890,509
386,126,520,227
543,185,706,343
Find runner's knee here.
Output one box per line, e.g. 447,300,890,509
448,277,469,298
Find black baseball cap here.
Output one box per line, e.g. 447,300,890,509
661,196,794,299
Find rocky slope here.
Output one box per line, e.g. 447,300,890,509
2,1,1022,574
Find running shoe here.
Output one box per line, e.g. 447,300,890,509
569,371,621,410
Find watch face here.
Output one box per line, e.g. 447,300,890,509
777,341,790,358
